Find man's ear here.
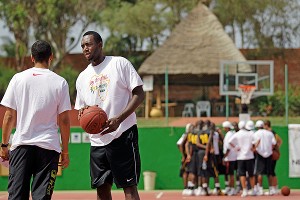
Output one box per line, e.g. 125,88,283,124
48,53,54,65
31,55,35,63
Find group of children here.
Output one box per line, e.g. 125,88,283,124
176,119,282,197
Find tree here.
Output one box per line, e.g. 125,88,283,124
213,0,300,49
99,0,203,69
0,36,16,57
0,0,31,71
101,0,204,51
0,0,105,71
31,0,105,70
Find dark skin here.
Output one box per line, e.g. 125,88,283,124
80,34,144,200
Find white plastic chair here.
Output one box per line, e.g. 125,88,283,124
196,101,211,117
182,103,194,117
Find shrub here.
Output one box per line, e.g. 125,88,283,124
0,64,17,100
57,65,79,104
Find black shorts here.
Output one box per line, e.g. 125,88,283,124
254,154,272,176
8,145,59,200
197,149,205,176
270,160,277,176
186,150,198,175
90,125,141,189
237,159,255,177
179,159,188,177
225,161,237,175
215,154,226,175
204,154,219,178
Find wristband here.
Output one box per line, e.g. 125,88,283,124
61,152,69,155
1,143,9,148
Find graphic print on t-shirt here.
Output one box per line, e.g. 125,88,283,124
89,74,110,101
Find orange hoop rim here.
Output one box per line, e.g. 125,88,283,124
238,85,256,92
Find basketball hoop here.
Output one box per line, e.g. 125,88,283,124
238,85,256,104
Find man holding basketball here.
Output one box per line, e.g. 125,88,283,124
1,40,71,199
75,31,145,200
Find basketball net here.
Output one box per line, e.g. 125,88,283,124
238,85,256,104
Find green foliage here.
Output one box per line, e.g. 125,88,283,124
0,37,15,57
213,0,300,49
101,0,201,53
251,85,300,116
57,66,79,104
0,64,17,99
0,0,105,71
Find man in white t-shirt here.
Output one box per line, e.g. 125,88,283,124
229,121,256,197
75,31,144,200
222,121,237,196
253,120,276,196
1,40,71,199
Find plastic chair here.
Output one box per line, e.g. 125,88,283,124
196,101,211,117
182,103,194,117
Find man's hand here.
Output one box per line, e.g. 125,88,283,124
0,147,9,161
78,106,89,120
100,117,121,135
59,153,70,169
185,155,191,163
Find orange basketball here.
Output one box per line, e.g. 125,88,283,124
281,186,290,196
79,106,107,134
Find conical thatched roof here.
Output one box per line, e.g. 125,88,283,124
138,3,246,75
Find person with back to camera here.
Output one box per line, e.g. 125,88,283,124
264,120,282,195
184,123,198,196
231,122,242,193
177,123,192,195
253,120,276,196
75,31,145,200
229,121,256,197
1,40,71,199
222,121,238,196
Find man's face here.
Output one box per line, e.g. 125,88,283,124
81,35,102,62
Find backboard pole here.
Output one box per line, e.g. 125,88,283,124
285,64,288,125
165,66,169,126
225,65,229,119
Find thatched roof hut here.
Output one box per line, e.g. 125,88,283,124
138,2,246,85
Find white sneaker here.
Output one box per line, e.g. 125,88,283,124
241,190,248,197
265,188,276,195
194,187,202,196
227,188,235,196
212,188,218,195
183,189,194,196
256,187,264,196
222,187,230,195
182,189,189,195
235,186,242,194
207,187,211,194
248,189,255,196
200,188,209,196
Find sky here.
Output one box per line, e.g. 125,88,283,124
0,20,109,56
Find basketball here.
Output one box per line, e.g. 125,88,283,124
79,106,108,134
281,186,290,196
272,150,280,160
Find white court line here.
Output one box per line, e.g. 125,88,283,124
156,192,163,199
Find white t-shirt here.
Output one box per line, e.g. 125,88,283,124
229,129,255,160
254,129,276,158
1,67,71,152
176,133,187,146
223,130,237,161
74,56,143,146
213,132,220,155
